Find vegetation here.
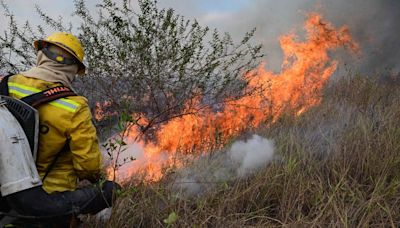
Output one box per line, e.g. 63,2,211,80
84,74,400,227
1,0,399,227
0,0,263,138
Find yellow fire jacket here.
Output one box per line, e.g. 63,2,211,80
7,74,102,193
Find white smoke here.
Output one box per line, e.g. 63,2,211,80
102,134,276,196
228,134,275,177
172,134,276,197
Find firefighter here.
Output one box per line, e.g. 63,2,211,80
1,32,119,226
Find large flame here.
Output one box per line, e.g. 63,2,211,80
106,13,358,182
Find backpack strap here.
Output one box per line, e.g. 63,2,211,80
0,75,12,96
21,86,77,108
0,75,77,107
41,143,70,182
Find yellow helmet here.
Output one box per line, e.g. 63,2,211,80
34,32,86,75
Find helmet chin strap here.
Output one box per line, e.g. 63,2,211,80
41,46,78,66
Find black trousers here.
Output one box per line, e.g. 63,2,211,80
2,181,119,226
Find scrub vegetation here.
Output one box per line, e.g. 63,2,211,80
0,0,263,139
84,74,400,227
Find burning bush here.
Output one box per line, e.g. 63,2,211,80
106,11,358,183
0,0,263,133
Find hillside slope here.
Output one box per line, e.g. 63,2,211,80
87,74,400,227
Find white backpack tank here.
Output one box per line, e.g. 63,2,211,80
0,96,42,196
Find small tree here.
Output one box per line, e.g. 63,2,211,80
0,0,263,136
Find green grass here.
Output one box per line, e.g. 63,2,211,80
86,74,400,227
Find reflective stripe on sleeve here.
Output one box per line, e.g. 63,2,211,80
8,82,79,113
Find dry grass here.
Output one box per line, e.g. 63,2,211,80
86,74,400,227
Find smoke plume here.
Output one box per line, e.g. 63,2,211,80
172,134,275,197
104,134,276,197
228,135,275,177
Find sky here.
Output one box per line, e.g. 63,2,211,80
0,0,251,30
1,0,399,73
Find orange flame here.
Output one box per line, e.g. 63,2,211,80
95,100,114,121
108,13,358,182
